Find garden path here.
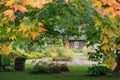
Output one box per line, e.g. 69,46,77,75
26,54,98,66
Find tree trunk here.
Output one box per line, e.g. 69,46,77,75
112,50,120,73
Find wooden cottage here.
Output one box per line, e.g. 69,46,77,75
64,36,86,49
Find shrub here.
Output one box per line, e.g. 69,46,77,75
50,52,59,60
0,67,4,72
59,64,69,72
40,46,73,61
0,66,14,72
63,48,73,61
55,47,65,58
2,55,14,66
88,52,104,61
87,65,112,76
49,46,73,61
10,48,44,59
0,55,14,72
31,61,69,74
4,66,14,72
41,48,51,57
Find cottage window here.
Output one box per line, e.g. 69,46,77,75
74,42,79,48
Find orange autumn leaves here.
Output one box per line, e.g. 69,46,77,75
93,0,120,53
20,0,53,9
18,17,47,40
3,5,28,21
31,26,47,40
3,10,15,21
93,0,120,18
2,0,52,21
1,0,69,41
12,5,27,13
31,32,39,40
101,28,117,52
1,0,48,41
1,44,12,55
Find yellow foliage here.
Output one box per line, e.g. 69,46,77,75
5,0,15,7
102,38,109,44
2,44,12,55
19,22,29,32
23,33,29,38
0,22,3,26
38,22,44,27
9,35,16,40
101,45,109,52
101,28,108,34
105,57,116,69
102,7,114,16
95,18,101,26
50,52,58,60
63,48,73,60
6,27,11,33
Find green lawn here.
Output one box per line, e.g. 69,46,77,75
72,49,86,56
0,65,120,80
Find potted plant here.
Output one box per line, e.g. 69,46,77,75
14,56,26,71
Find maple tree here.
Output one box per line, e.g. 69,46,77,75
0,0,53,66
0,0,74,66
0,0,71,49
88,0,120,72
0,0,52,51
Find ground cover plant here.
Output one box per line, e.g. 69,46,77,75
87,65,112,76
31,62,69,74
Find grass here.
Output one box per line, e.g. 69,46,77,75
0,64,120,80
25,64,34,71
72,49,84,53
72,49,86,56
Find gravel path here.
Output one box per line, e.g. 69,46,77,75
26,54,98,66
